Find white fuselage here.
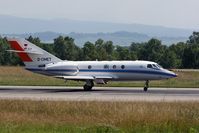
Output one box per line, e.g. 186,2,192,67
26,60,177,81
7,38,177,91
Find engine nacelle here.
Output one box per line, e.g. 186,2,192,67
45,62,79,76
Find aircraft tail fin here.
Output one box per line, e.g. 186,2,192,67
7,38,62,68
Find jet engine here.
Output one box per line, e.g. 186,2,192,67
45,62,79,76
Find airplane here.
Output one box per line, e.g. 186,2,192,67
7,38,177,91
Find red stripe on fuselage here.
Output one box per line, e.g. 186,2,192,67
8,41,32,62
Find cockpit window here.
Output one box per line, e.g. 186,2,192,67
147,64,153,68
147,64,161,69
156,64,163,68
152,64,158,68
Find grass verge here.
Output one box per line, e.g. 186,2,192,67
0,100,198,133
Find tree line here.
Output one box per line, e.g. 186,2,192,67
0,32,199,68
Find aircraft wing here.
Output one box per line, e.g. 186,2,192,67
54,75,113,80
54,75,94,80
94,76,113,79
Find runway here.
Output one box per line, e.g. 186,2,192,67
0,86,198,102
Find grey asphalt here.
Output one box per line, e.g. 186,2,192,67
0,86,198,102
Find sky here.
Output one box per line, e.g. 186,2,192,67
0,0,198,29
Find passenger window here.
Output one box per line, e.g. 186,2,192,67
88,65,92,69
147,64,153,68
104,64,109,69
113,65,116,69
121,65,125,69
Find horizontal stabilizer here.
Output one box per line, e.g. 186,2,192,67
6,50,43,55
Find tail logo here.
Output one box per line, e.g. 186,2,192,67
8,41,33,62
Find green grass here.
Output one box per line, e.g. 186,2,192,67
1,123,198,133
0,124,121,133
0,66,199,87
0,100,199,133
0,67,199,88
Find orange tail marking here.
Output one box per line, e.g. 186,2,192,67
8,41,33,62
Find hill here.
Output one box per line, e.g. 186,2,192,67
3,31,187,46
0,15,192,45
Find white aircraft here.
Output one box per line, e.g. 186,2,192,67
7,38,177,91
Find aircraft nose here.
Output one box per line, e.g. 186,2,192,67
172,72,177,77
168,70,177,78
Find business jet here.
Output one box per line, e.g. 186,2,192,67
7,38,177,91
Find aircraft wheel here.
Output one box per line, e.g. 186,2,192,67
144,80,149,92
83,84,92,91
144,87,148,92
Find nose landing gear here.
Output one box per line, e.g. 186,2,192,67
144,80,149,92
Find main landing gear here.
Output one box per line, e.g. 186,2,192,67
144,80,149,92
83,80,94,91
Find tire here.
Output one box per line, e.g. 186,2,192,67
144,87,148,92
84,85,92,91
